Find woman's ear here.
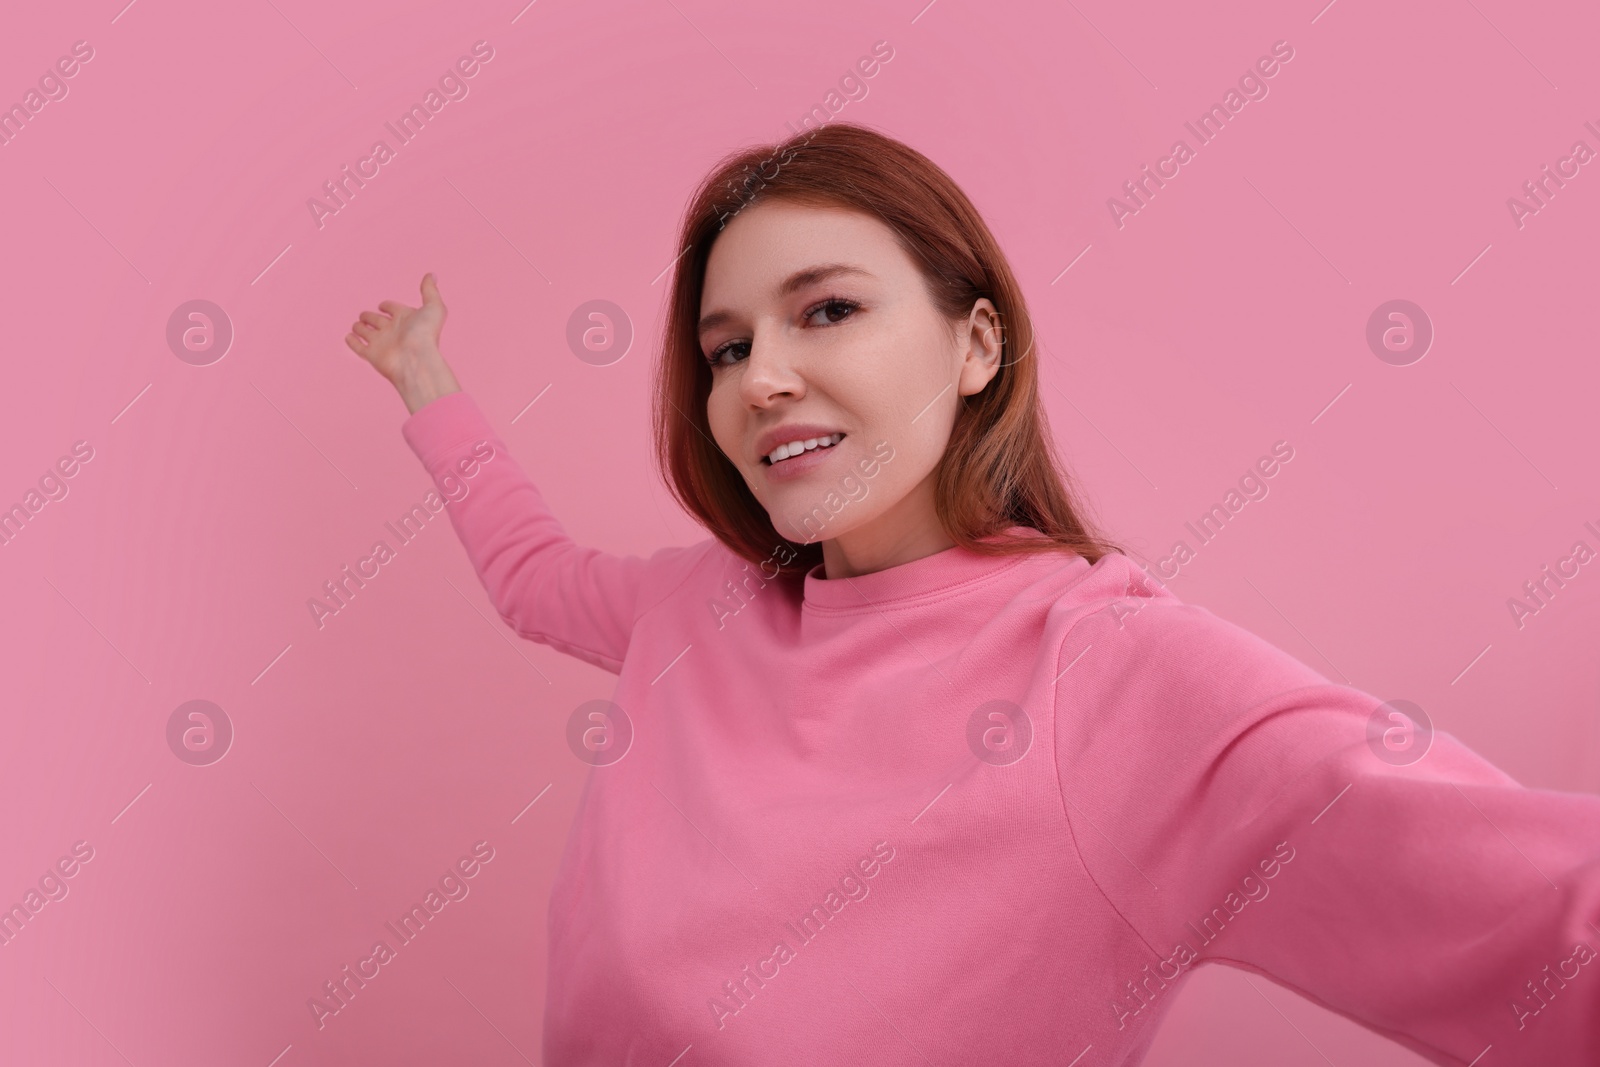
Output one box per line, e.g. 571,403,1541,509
956,300,1005,398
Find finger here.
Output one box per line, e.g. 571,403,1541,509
377,300,409,316
343,334,367,354
352,321,377,338
420,272,442,306
358,310,390,328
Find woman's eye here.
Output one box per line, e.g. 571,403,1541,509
704,298,860,369
804,297,860,326
706,340,748,367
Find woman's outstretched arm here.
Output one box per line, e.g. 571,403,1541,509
345,273,660,674
1053,563,1600,1064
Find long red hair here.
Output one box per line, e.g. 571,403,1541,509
652,121,1126,578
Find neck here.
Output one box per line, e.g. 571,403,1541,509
818,477,952,579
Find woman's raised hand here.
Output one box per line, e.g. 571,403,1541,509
345,272,462,414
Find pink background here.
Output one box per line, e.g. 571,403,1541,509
2,0,1597,1063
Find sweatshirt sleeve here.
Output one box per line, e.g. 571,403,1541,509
399,390,656,675
1054,572,1600,1064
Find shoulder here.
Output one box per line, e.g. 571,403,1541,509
632,536,724,620
1044,553,1337,737
1044,562,1383,835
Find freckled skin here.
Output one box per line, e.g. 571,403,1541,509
699,199,1003,579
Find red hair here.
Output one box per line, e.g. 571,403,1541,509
652,122,1126,578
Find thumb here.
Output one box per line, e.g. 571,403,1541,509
420,272,442,306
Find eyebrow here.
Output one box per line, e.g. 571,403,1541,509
697,263,874,337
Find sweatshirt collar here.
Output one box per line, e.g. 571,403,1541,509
801,526,1047,613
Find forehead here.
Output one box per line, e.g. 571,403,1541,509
700,199,907,306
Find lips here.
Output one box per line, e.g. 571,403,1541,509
754,423,849,465
759,434,846,482
764,433,845,466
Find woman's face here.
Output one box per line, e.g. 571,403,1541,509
699,198,1002,573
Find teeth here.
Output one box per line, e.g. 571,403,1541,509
767,432,844,465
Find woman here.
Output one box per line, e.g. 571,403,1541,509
344,123,1600,1065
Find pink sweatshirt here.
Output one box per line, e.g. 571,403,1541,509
403,390,1600,1066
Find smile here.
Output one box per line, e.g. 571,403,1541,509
763,433,846,466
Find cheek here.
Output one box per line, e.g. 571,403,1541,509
703,386,740,457
836,419,940,510
832,374,957,494
872,430,940,495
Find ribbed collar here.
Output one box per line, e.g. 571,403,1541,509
802,526,1048,614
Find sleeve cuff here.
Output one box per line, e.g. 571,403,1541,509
399,390,496,469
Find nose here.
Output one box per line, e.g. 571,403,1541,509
737,328,806,409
